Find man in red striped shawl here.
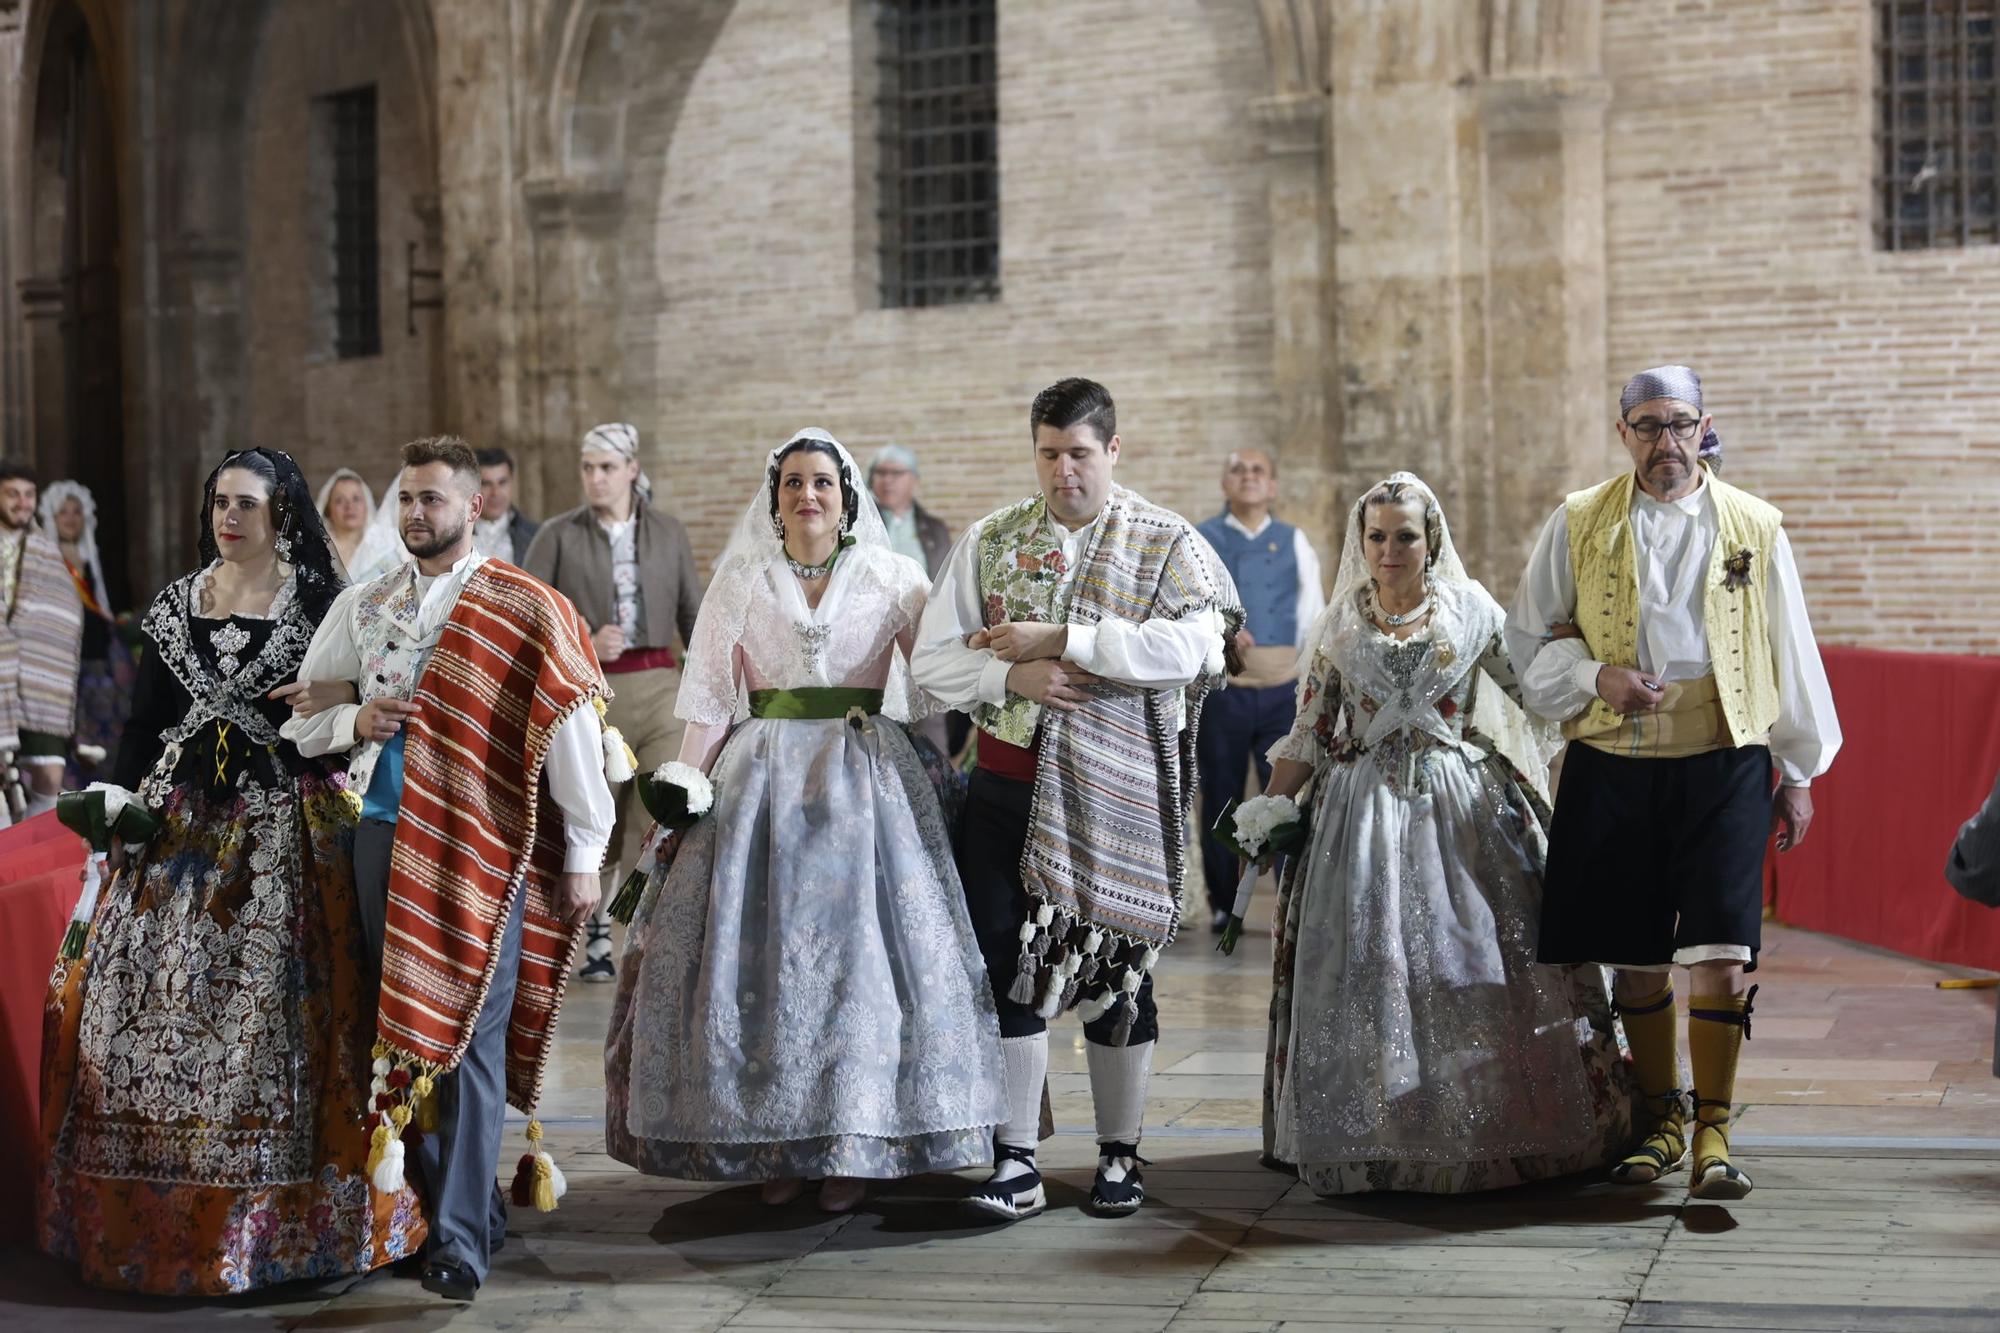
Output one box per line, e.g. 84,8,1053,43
282,437,617,1303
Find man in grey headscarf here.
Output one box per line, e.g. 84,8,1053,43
522,422,703,983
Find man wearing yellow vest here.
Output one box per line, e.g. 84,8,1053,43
1506,365,1841,1201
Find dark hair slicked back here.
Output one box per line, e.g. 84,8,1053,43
401,435,481,489
474,446,515,472
0,462,39,489
1029,377,1116,448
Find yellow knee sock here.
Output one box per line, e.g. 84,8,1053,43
1614,980,1687,1181
1687,985,1757,1194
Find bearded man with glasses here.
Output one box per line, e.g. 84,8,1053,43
1504,365,1842,1202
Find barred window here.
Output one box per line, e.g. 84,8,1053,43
875,0,999,308
322,85,381,356
1876,1,2000,250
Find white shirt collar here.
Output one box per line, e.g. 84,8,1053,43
1632,470,1709,519
413,548,481,589
1223,510,1273,539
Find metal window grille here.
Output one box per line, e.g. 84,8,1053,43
876,0,999,308
326,85,381,356
1876,1,2000,250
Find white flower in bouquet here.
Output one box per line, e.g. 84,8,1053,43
651,760,714,816
1231,793,1301,859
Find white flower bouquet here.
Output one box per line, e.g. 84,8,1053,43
608,762,715,924
1210,793,1306,955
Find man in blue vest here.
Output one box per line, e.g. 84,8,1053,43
1194,449,1325,932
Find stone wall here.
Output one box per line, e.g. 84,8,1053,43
241,0,441,500
1604,0,2000,654
631,0,1276,569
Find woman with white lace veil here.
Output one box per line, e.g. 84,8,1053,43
316,467,406,584
1255,471,1632,1194
603,428,1006,1214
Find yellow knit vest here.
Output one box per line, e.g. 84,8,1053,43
1563,469,1784,751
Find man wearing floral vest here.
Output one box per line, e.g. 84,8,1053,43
913,378,1239,1222
1507,365,1842,1202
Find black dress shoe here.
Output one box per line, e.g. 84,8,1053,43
421,1258,479,1302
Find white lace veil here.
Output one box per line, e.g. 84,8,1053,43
38,480,111,616
318,466,407,584
686,428,926,724
712,427,891,571
1302,470,1561,799
1301,471,1469,674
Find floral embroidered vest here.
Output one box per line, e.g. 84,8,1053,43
1564,469,1784,750
973,496,1075,747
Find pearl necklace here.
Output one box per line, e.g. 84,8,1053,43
1369,589,1432,628
786,552,835,580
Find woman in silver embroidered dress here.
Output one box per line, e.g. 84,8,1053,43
1256,472,1632,1195
603,429,1006,1214
39,449,425,1292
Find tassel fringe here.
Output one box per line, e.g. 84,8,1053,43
603,726,637,784
508,1118,564,1212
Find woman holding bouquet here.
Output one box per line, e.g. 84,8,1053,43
603,429,1006,1214
1246,472,1631,1195
39,449,424,1291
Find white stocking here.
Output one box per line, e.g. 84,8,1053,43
1086,1039,1154,1147
997,1032,1049,1155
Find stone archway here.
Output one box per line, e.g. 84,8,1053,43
517,0,736,517
142,0,442,585
1248,0,1609,593
20,0,128,602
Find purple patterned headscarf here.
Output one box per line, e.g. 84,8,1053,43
1620,364,1722,469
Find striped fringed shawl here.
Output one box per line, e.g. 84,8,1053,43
379,562,605,1112
0,531,83,752
1013,489,1240,1045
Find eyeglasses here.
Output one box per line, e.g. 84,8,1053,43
1623,416,1701,444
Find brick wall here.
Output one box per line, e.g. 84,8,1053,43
633,0,1276,573
1605,0,2000,653
242,0,441,517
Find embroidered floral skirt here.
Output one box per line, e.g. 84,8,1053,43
38,772,425,1293
604,715,1006,1181
1263,750,1636,1195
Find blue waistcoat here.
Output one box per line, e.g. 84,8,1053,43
1197,511,1300,647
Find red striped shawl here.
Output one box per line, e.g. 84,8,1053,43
380,560,605,1111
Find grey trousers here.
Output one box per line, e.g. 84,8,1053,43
356,818,521,1284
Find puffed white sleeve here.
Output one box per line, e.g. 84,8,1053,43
1505,506,1605,722
279,583,367,757
674,558,754,728
1764,529,1842,787
911,519,1012,710
543,703,615,873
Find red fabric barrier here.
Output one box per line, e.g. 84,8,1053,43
0,809,70,857
1767,645,2000,970
0,857,81,1245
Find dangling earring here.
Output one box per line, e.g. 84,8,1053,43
770,512,786,541
275,534,293,562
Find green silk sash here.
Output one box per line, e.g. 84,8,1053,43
746,687,885,720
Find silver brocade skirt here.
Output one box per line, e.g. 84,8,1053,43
1265,740,1635,1194
604,715,1007,1181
